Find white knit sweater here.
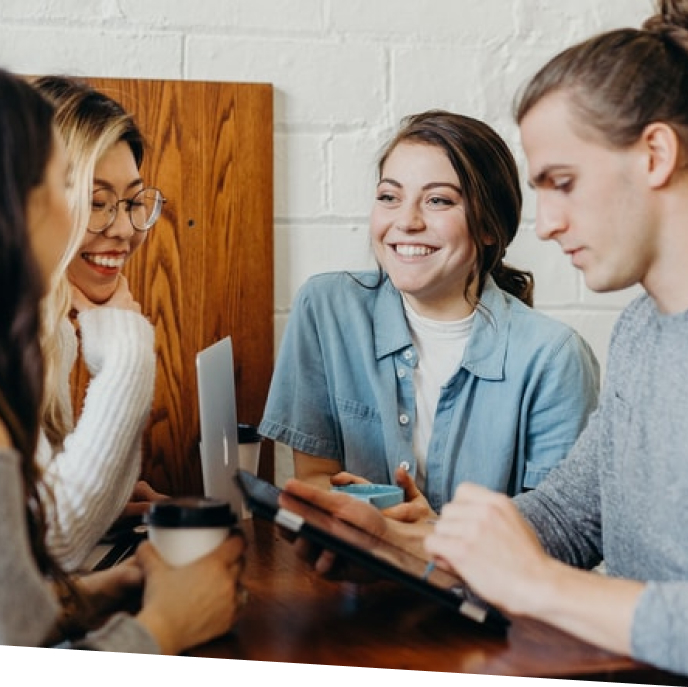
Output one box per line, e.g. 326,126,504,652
37,308,156,572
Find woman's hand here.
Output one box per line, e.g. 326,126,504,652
134,534,246,655
46,559,144,644
117,480,169,524
329,471,370,487
75,557,144,620
383,465,436,523
330,467,436,523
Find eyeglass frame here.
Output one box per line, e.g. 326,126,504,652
87,186,167,234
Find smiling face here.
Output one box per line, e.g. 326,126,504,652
370,141,478,320
520,92,657,295
26,129,73,290
67,140,147,303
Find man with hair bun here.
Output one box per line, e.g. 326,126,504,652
424,0,688,676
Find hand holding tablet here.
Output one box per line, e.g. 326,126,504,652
235,469,510,634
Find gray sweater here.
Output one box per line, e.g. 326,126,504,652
0,447,158,653
516,293,688,675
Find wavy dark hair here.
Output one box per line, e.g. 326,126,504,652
0,68,81,634
372,110,533,307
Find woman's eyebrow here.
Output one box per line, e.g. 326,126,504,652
422,181,462,194
93,177,144,191
377,177,401,188
377,178,461,194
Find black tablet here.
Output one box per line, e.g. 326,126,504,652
235,469,510,635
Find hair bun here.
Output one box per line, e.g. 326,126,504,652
644,0,688,34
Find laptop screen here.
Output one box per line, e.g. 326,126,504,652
196,336,241,516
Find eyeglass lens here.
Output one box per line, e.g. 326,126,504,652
89,187,164,233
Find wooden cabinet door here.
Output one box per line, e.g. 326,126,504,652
71,77,274,495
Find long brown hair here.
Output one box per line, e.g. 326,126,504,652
515,0,688,153
0,68,79,616
377,110,533,306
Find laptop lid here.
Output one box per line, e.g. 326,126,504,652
196,336,242,516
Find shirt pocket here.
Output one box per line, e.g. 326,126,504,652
334,396,387,480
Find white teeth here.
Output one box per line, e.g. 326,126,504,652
83,253,125,268
395,244,436,257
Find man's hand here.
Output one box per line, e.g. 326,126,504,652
282,478,389,580
424,482,551,615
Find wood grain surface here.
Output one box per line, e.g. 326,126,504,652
70,77,274,495
189,519,687,684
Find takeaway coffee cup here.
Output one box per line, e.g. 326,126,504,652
238,424,263,518
145,497,237,567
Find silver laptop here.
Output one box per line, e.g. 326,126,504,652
196,335,242,516
82,335,241,571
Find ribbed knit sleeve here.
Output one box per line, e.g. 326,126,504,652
38,308,156,571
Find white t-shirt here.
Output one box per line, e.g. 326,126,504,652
402,298,475,491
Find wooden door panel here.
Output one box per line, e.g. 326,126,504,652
70,77,274,495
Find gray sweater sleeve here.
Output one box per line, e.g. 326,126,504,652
631,583,688,675
69,613,159,653
514,405,604,570
0,448,159,654
515,295,688,677
0,449,61,646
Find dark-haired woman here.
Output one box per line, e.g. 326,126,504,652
260,110,599,521
0,66,244,654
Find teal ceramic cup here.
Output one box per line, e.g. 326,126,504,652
331,483,404,509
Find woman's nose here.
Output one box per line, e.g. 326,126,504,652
395,202,425,232
104,203,135,239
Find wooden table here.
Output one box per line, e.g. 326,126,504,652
189,519,686,683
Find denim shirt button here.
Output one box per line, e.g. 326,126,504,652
397,368,406,378
399,413,410,425
403,350,413,361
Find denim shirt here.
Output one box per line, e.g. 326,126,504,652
259,271,600,512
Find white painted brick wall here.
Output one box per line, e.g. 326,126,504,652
0,0,653,484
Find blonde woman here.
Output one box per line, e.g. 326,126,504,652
33,75,165,571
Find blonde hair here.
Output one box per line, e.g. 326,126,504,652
31,76,145,448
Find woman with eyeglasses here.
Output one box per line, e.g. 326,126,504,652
0,68,246,653
30,75,167,571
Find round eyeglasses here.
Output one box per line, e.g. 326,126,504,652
88,187,167,234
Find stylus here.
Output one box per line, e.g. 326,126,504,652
422,560,435,581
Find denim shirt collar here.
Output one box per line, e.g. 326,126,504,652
373,274,510,381
462,275,510,381
373,277,412,359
